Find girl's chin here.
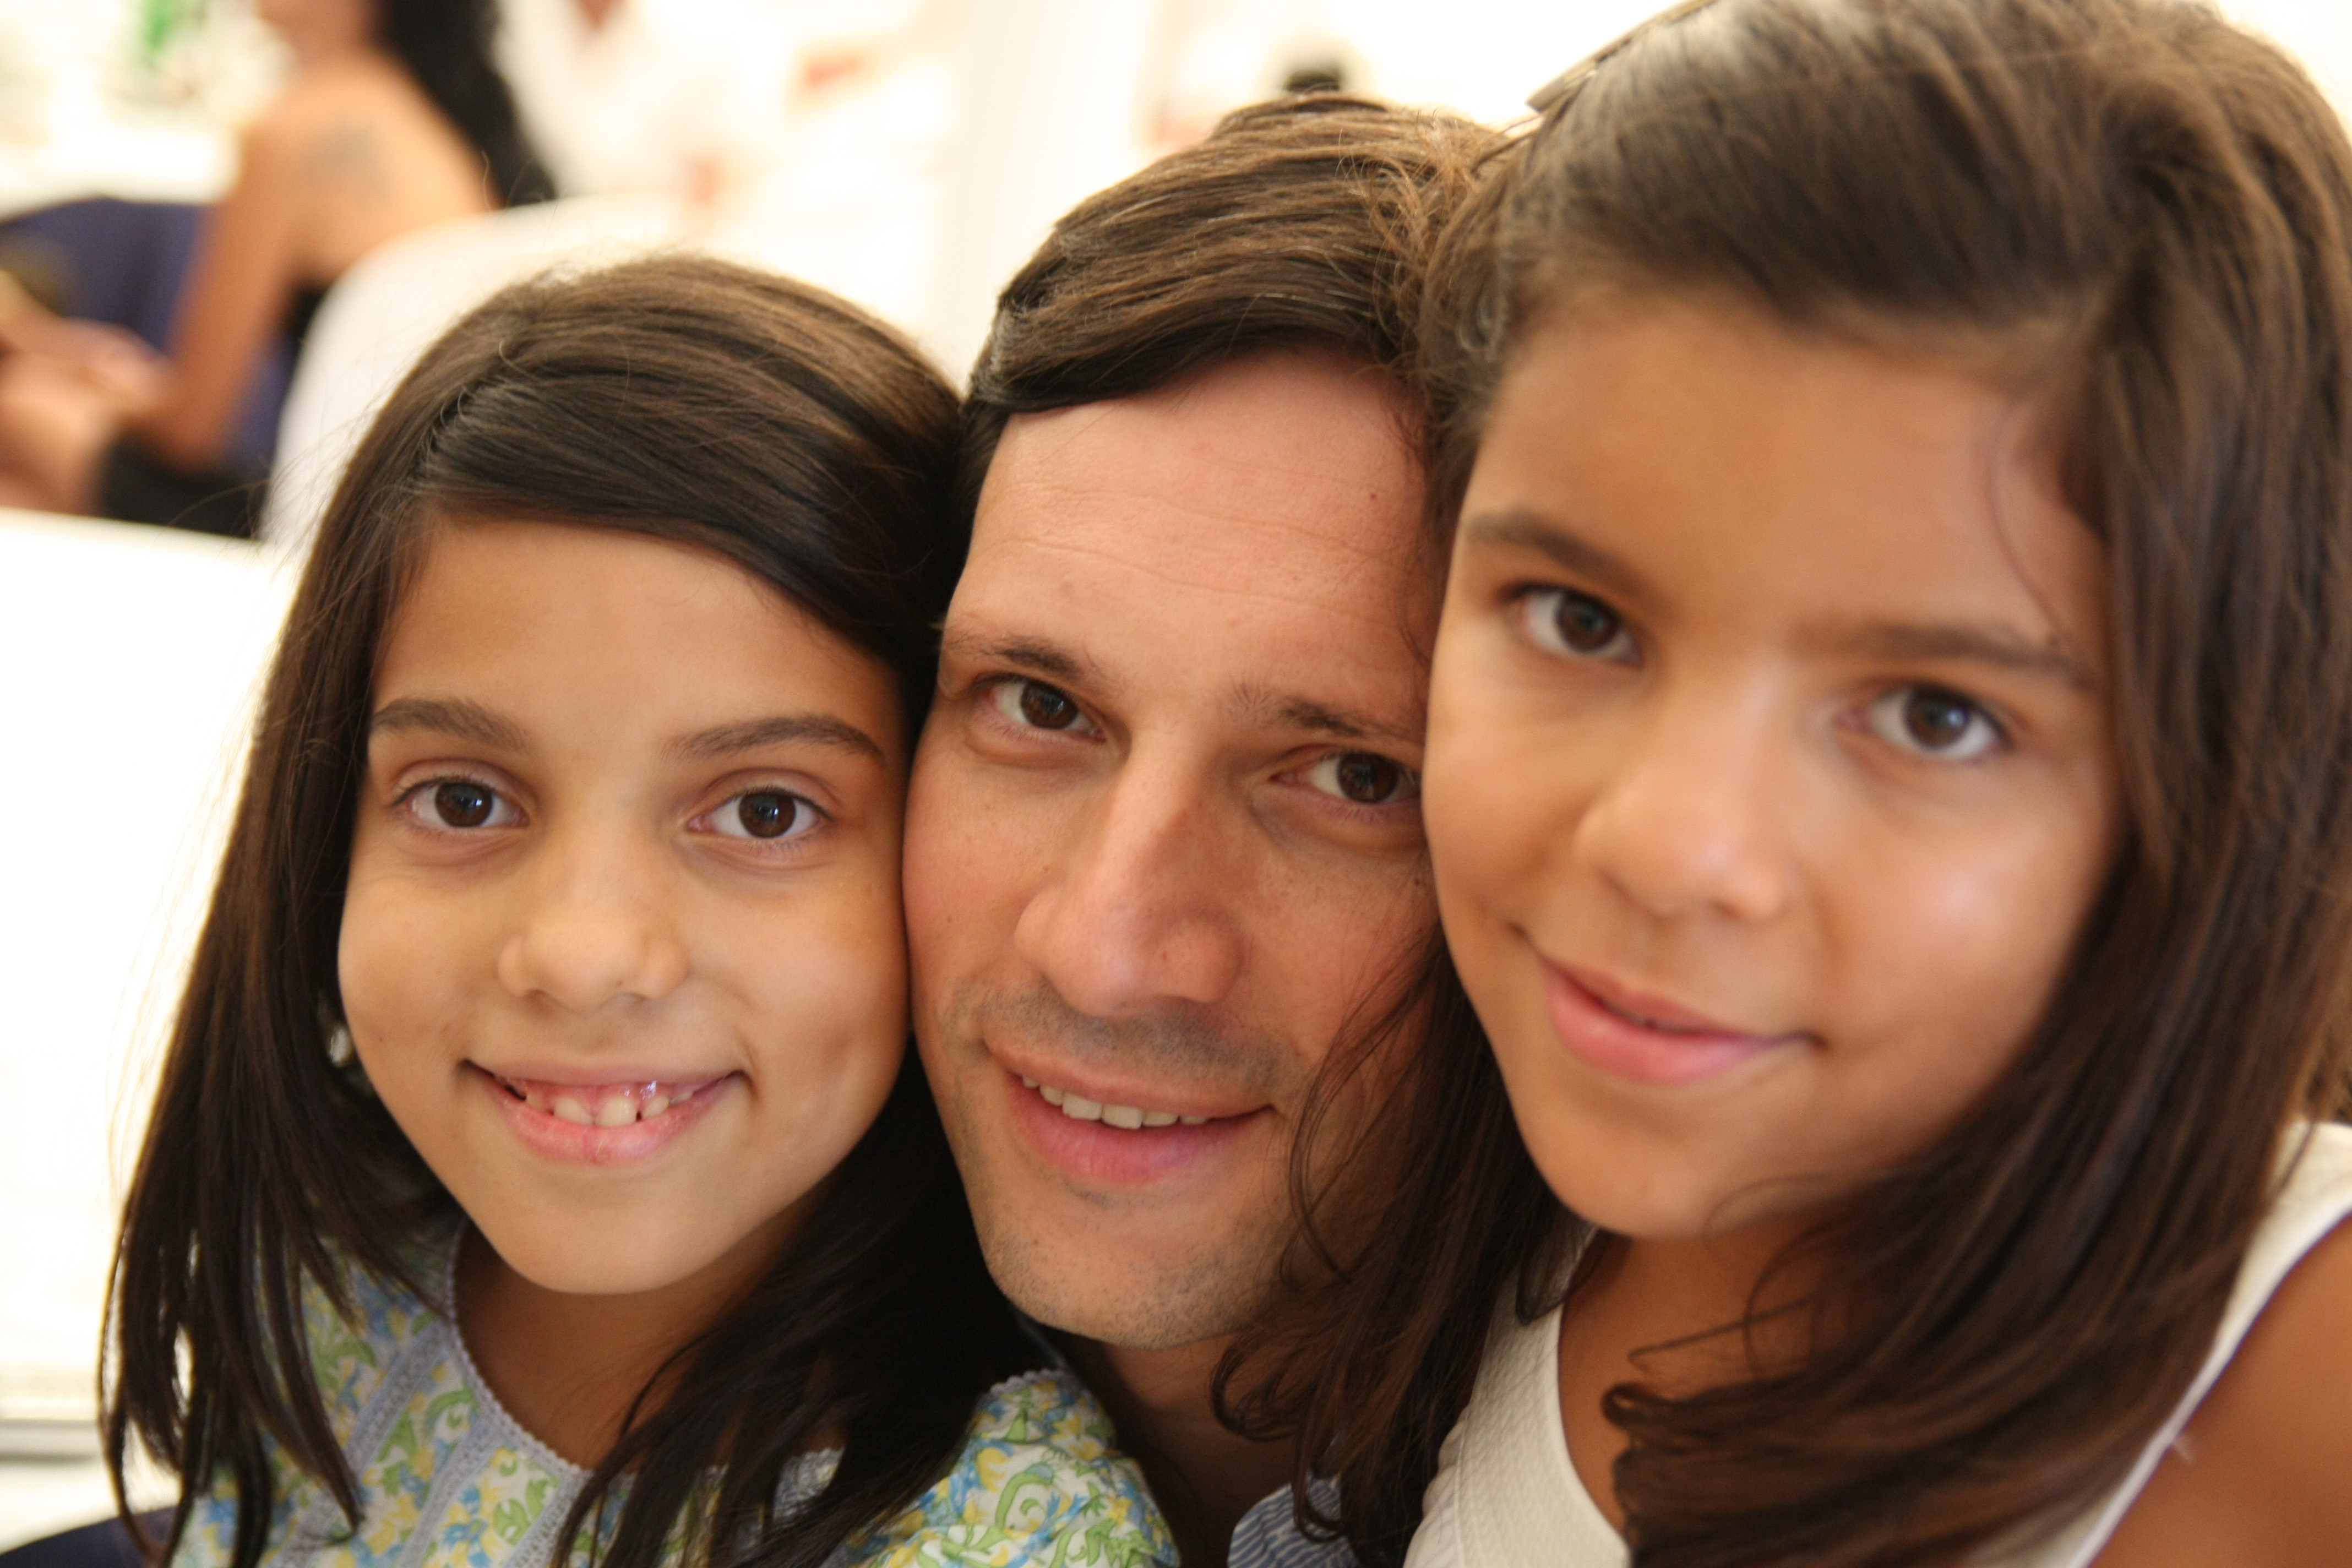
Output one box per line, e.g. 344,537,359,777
455,1171,823,1302
1511,1098,1844,1245
466,1215,782,1299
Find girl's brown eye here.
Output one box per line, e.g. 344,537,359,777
1555,594,1623,653
705,790,817,843
433,781,494,828
1863,685,2003,761
1903,691,1975,750
1518,588,1637,664
736,793,792,839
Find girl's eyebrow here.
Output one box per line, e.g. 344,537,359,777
677,714,885,763
369,696,527,749
1459,508,1653,605
1818,622,2097,690
367,701,885,763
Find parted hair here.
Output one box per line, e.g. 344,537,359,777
957,92,1501,526
1271,2,2352,1565
105,256,1032,1568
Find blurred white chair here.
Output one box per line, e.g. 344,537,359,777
262,185,944,556
260,195,687,553
0,509,286,1545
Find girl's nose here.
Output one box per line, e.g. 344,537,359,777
494,833,689,1011
1571,698,1795,927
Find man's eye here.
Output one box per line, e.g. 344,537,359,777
1516,589,1637,664
1302,750,1420,806
989,678,1097,735
407,780,520,830
701,791,820,842
1864,686,2005,761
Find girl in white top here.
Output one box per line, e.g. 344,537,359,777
1404,0,2352,1563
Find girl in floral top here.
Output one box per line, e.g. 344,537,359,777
105,257,1174,1568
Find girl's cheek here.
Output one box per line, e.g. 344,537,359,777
1425,638,1574,929
1832,805,2109,1072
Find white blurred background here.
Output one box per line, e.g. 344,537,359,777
2,0,2350,1548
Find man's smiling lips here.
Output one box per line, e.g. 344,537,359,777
1538,958,1807,1088
985,1047,1267,1186
468,1063,739,1165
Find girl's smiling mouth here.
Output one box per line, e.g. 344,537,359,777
470,1065,740,1163
1540,959,1807,1088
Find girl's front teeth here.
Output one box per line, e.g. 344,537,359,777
1019,1076,1209,1128
502,1077,703,1126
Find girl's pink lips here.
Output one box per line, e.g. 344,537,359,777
470,1064,737,1166
1540,959,1802,1087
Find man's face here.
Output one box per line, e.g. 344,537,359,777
906,352,1437,1350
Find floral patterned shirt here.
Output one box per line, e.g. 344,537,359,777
170,1244,1174,1568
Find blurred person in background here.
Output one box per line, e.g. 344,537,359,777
0,0,548,535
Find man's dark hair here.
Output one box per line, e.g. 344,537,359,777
956,93,1500,530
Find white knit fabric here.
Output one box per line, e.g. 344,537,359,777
1402,1293,1619,1567
1407,1123,2352,1568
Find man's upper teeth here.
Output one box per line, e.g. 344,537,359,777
1020,1076,1208,1127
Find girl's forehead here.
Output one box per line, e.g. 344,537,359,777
1469,293,2104,663
376,518,903,760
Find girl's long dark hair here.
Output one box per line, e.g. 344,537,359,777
1217,946,1567,1566
1235,2,2352,1565
381,0,553,205
105,256,1030,1568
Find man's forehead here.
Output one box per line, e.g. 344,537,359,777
969,352,1428,591
945,359,1438,745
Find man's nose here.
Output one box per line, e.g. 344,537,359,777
1012,752,1246,1017
494,820,690,1012
1571,688,1795,926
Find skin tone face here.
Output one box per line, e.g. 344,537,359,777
340,519,907,1463
1423,293,2122,1517
904,351,1435,1559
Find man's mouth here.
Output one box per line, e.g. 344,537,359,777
487,1072,722,1128
1019,1075,1213,1129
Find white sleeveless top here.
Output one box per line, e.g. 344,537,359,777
1404,1123,2352,1568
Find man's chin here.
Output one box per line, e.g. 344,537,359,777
972,1211,1281,1353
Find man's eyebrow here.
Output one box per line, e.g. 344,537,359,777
675,714,885,763
1232,684,1424,751
1459,507,1656,604
938,630,1101,688
1822,623,2098,689
368,697,529,749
